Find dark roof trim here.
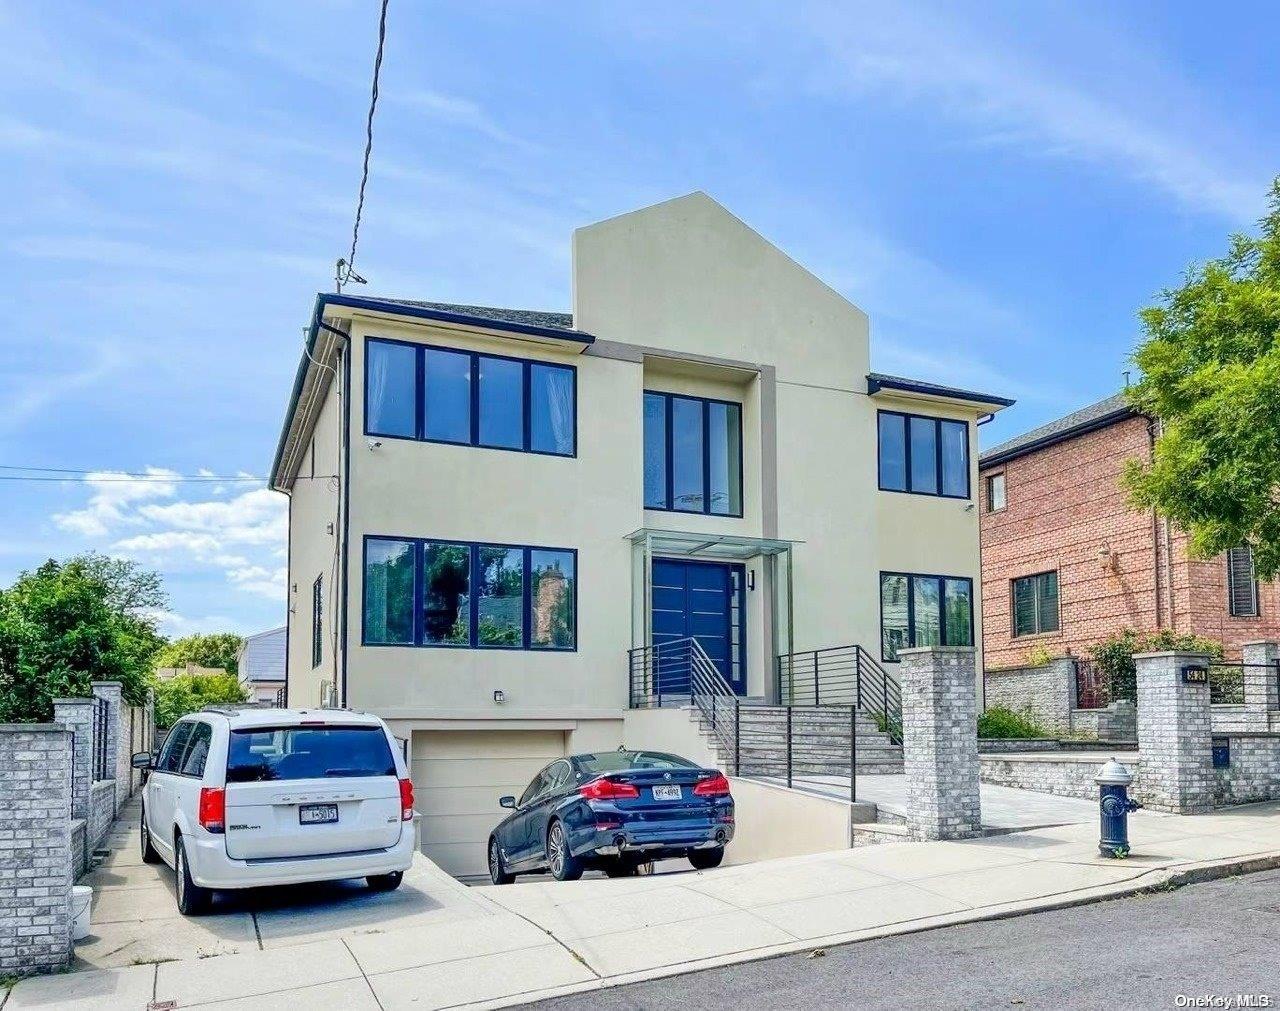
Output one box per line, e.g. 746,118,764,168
980,402,1139,468
866,372,1016,408
270,293,594,488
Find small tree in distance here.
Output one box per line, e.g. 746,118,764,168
153,633,244,676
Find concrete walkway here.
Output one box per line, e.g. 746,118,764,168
6,800,1280,1009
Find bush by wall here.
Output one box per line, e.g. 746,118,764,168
1088,628,1223,702
978,705,1051,739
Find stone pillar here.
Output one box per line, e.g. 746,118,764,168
1134,651,1214,814
1241,641,1279,729
90,681,123,810
52,699,93,821
899,646,982,840
0,723,73,977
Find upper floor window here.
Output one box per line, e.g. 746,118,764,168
877,411,969,499
986,472,1006,512
880,572,973,662
643,391,742,516
363,536,576,650
365,338,575,457
1012,571,1059,637
1227,546,1259,617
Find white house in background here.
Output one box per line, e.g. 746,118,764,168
236,626,286,704
269,192,1013,876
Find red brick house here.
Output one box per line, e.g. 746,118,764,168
979,392,1277,669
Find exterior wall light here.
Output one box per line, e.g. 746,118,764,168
493,689,506,704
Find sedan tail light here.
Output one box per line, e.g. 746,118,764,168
693,773,731,797
399,778,415,821
579,777,640,801
198,787,225,833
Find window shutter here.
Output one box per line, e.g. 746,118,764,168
1227,547,1258,617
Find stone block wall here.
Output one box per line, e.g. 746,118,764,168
52,699,92,821
1096,700,1137,740
91,682,125,810
1135,651,1215,814
982,657,1076,734
980,754,1144,802
1213,734,1280,806
88,779,116,855
0,724,72,977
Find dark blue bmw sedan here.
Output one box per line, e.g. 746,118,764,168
487,750,734,883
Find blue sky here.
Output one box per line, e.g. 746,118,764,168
2,1,1276,637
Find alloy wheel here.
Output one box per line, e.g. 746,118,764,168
548,823,565,876
489,840,500,880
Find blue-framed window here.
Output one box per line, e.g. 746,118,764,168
880,571,974,662
643,391,743,516
362,536,577,651
877,411,969,499
311,575,323,669
365,337,576,457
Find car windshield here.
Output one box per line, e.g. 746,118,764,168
576,750,697,774
225,726,396,783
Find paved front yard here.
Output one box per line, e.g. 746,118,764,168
7,798,1280,1009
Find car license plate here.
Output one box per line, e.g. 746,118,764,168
299,803,338,825
652,785,682,801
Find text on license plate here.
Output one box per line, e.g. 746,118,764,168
299,803,338,825
651,785,682,801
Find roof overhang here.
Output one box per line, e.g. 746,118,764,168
866,373,1015,413
627,528,800,560
980,404,1139,469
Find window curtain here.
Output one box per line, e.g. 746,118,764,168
544,368,573,453
368,347,390,428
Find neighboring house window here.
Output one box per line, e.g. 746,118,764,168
1227,546,1259,617
1012,571,1060,637
365,337,576,456
364,536,576,650
311,575,323,668
643,391,743,515
877,411,970,499
880,572,973,662
986,472,1006,511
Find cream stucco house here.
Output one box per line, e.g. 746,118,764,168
270,193,1013,875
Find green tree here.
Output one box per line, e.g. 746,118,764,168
153,633,244,676
0,557,165,722
153,671,249,728
1124,179,1280,577
1089,628,1223,702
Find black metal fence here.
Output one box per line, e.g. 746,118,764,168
1074,660,1119,710
775,645,902,744
92,696,110,780
1075,658,1280,709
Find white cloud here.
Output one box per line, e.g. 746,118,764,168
147,609,254,638
53,468,180,538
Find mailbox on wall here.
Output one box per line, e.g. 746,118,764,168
1212,736,1231,769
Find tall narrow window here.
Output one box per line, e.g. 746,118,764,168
1227,546,1259,617
940,420,968,497
477,546,524,647
877,413,907,491
364,539,415,645
530,364,575,455
530,550,576,649
908,417,938,495
422,542,470,645
880,572,973,662
365,340,417,438
423,348,472,443
1011,571,1059,637
478,357,524,449
311,575,323,669
643,391,743,516
877,411,971,499
986,472,1006,511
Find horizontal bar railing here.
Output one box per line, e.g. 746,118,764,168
1075,659,1280,710
776,644,902,744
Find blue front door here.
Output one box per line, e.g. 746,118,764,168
651,558,746,695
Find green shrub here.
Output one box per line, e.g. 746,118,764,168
153,672,248,728
978,705,1050,739
1088,628,1223,702
1025,646,1055,668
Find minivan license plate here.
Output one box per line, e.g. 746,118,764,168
652,785,682,801
299,803,338,825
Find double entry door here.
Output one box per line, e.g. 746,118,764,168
650,558,746,696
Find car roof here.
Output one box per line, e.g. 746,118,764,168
186,707,387,730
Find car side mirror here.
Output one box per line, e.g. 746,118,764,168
131,751,153,770
499,795,516,809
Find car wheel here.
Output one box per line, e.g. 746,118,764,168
175,836,212,916
546,820,583,882
688,846,725,870
140,806,161,864
366,871,403,892
602,858,639,879
488,838,515,885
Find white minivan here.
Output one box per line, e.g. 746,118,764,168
134,707,415,915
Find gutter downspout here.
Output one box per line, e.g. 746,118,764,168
1147,417,1164,630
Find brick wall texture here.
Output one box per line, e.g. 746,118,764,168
980,413,1280,668
982,658,1075,733
1135,652,1216,814
0,725,72,976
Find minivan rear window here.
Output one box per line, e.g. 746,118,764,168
226,726,396,783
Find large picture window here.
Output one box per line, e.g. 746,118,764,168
1011,571,1059,637
643,391,743,516
880,572,973,662
363,536,576,650
365,338,575,457
877,411,970,499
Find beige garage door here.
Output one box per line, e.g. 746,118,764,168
411,730,566,878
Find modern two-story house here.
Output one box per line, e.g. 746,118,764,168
270,193,1013,875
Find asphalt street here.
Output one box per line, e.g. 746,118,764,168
540,867,1280,1010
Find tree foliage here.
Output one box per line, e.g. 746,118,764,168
153,671,248,729
1124,179,1280,577
1088,628,1223,702
0,557,165,722
153,633,244,676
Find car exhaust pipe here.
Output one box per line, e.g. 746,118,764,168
714,829,727,845
613,834,627,850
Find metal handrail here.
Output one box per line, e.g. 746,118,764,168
776,644,903,744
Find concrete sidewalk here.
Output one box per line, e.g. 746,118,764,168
6,801,1280,1010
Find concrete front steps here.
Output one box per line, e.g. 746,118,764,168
691,704,905,776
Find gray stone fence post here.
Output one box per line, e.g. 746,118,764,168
1241,641,1279,729
52,698,93,821
1134,651,1214,814
898,645,982,840
0,724,73,977
90,681,124,811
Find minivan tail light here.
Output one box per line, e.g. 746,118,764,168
579,777,640,801
399,778,414,821
198,787,225,833
693,773,731,797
